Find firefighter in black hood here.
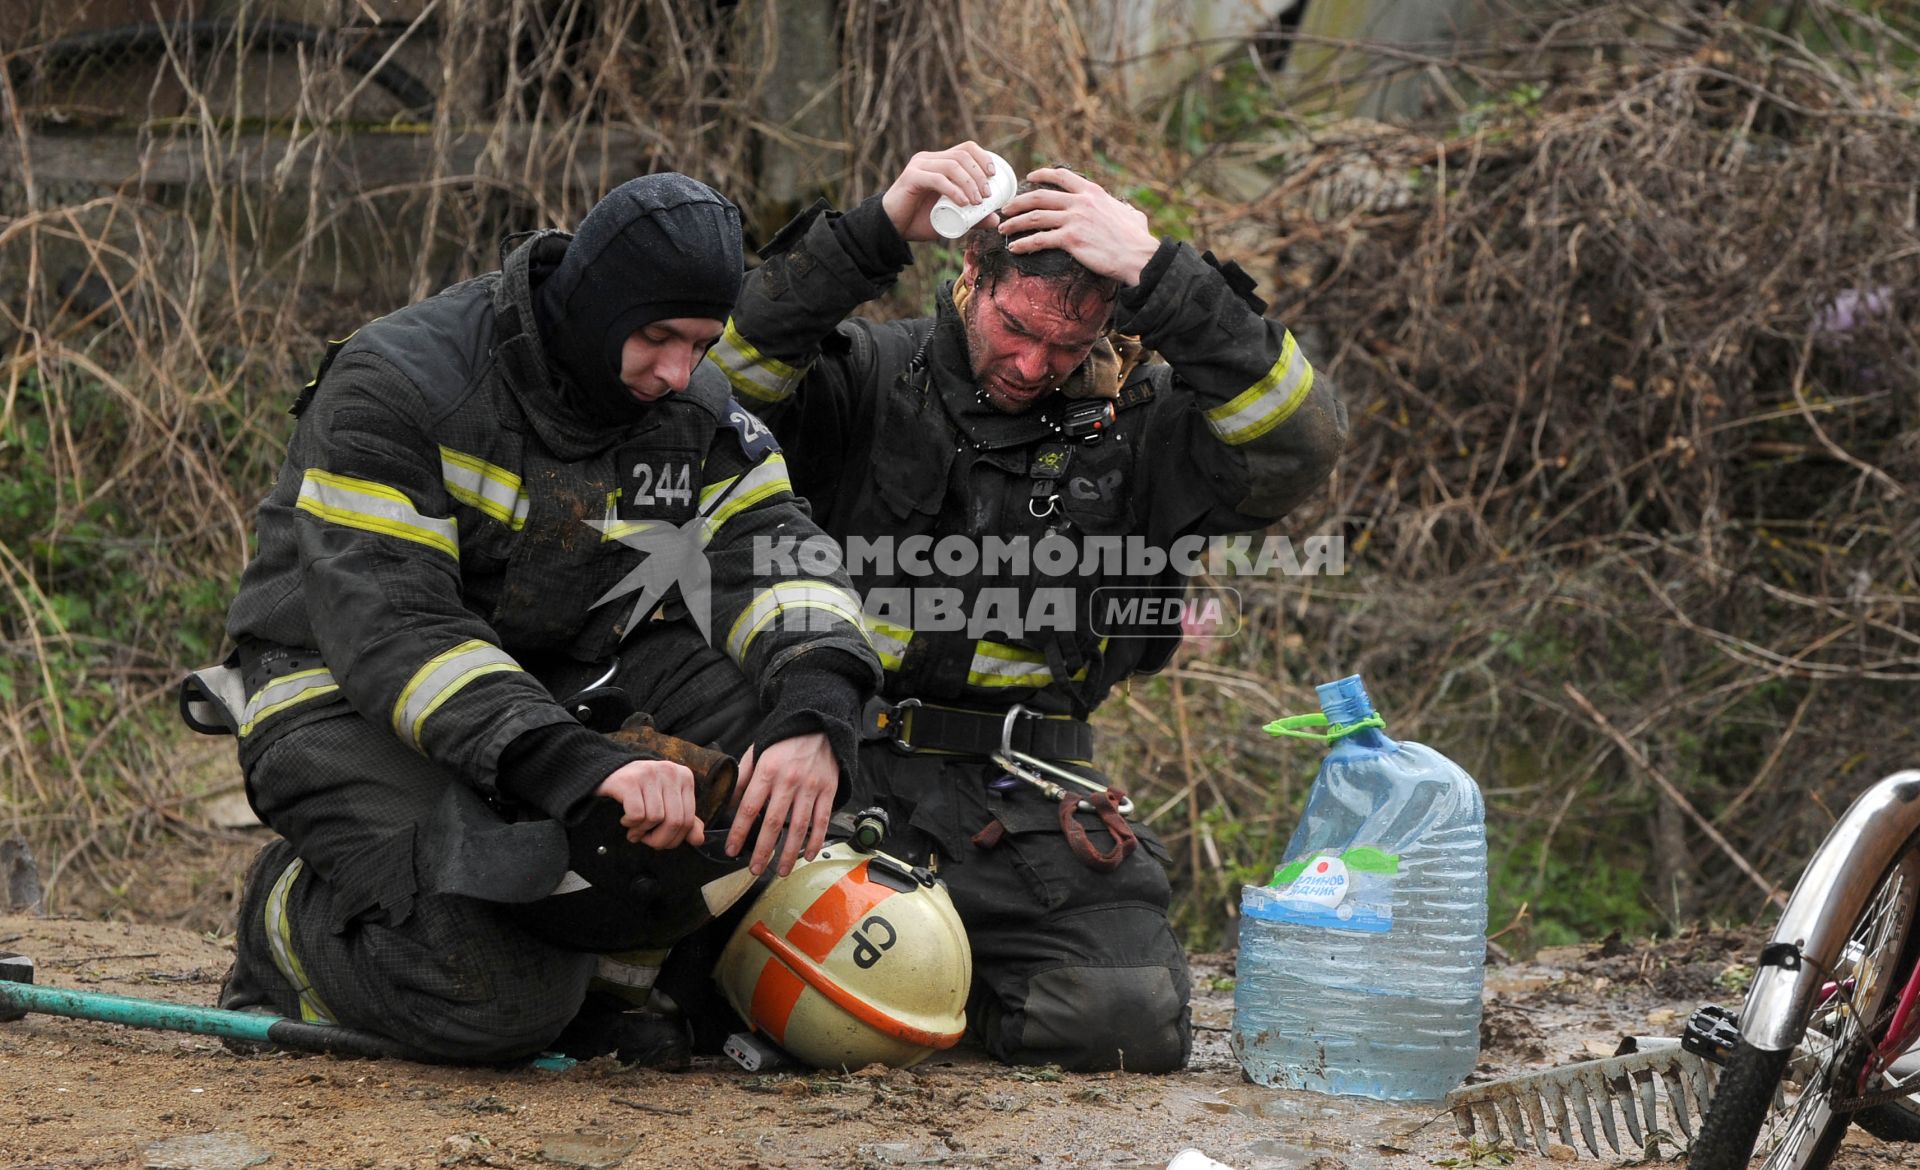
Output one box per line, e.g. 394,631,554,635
701,145,1347,1072
192,175,880,1064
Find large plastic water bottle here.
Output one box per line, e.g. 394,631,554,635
1231,674,1487,1100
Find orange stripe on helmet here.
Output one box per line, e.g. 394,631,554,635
749,922,964,1051
748,956,807,1045
786,859,897,961
747,859,900,1042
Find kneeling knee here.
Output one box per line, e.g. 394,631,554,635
400,953,596,1064
991,963,1192,1074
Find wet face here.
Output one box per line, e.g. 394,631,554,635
618,317,725,404
960,266,1111,414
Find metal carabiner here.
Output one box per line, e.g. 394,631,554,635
991,704,1135,816
1029,495,1059,518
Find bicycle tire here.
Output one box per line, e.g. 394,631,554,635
1689,1043,1794,1170
1687,842,1920,1170
1855,1099,1920,1143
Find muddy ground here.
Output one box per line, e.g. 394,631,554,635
1,833,1913,1170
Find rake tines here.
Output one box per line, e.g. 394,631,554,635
1445,1045,1719,1158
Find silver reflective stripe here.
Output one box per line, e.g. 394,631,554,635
264,858,335,1024
707,318,805,405
699,454,793,546
391,639,523,749
296,469,459,557
967,641,1055,689
593,951,668,994
439,447,529,530
237,668,340,737
966,637,1106,689
861,612,913,673
185,663,249,733
725,580,865,662
1203,331,1315,446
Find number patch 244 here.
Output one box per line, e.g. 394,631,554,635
617,450,697,521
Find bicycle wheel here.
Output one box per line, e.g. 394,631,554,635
1856,1096,1920,1143
1688,842,1920,1170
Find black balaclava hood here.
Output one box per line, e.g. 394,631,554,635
533,174,744,422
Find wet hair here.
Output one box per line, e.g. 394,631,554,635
961,175,1122,322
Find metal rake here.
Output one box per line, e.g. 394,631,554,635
1446,1041,1720,1157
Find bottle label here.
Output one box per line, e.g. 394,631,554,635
1250,847,1400,933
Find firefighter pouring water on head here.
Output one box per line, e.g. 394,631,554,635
701,143,1349,1072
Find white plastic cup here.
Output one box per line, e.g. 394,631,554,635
1166,1151,1236,1170
928,150,1018,239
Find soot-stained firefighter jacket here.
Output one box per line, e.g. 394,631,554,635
223,231,881,823
703,197,1347,718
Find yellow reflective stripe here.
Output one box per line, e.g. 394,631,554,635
708,318,805,405
265,858,336,1024
296,469,459,558
860,612,913,672
1203,332,1315,446
965,638,1107,689
700,454,793,545
439,447,528,531
600,491,647,542
391,639,522,748
236,668,340,737
726,580,865,661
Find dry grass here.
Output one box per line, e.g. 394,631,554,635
0,0,1136,919
2,0,1916,946
1112,0,1920,945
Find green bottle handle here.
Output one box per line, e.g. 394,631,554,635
1262,712,1386,742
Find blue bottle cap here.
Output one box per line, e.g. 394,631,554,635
1316,674,1375,727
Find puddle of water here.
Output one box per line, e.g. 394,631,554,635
1245,1137,1339,1167
535,1131,639,1169
142,1133,272,1170
1172,1081,1456,1168
865,1140,994,1166
1215,1082,1433,1128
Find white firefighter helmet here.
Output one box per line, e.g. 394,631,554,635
716,844,970,1069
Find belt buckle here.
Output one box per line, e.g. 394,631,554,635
882,697,923,754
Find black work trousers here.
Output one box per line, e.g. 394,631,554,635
230,623,762,1062
849,747,1193,1073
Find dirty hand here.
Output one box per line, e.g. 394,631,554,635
882,141,1004,243
999,167,1161,287
725,732,838,876
597,758,705,849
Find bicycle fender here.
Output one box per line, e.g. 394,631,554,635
1740,770,1920,1052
